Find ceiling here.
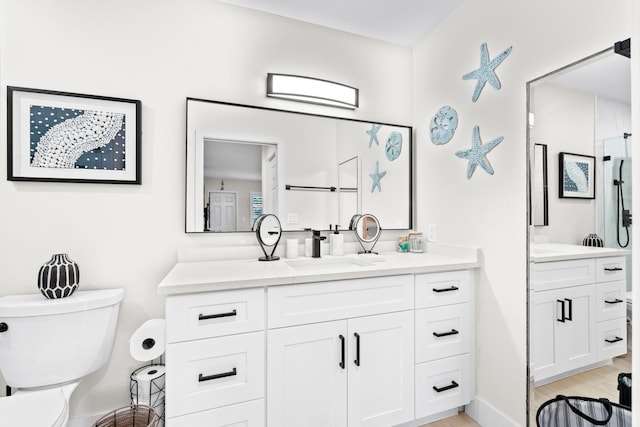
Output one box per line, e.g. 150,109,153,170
547,51,631,105
219,0,464,46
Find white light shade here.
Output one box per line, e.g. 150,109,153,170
267,73,359,109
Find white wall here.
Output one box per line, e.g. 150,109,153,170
413,0,631,424
531,84,596,245
0,0,412,418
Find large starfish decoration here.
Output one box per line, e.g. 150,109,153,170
463,43,512,102
455,126,503,178
369,160,387,192
366,124,382,147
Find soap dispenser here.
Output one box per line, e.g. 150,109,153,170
329,225,344,256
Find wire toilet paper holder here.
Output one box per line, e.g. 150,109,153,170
130,358,165,426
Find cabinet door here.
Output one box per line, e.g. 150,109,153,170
563,284,597,370
267,321,347,427
531,289,563,381
347,311,414,427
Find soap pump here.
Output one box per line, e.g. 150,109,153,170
329,224,344,256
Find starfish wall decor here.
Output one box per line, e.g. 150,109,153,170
463,43,512,102
366,124,382,148
369,160,387,192
455,126,503,178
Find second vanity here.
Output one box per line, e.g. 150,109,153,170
530,243,630,385
158,244,479,427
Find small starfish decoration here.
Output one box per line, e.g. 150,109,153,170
369,160,387,192
463,43,512,102
455,126,503,178
366,124,382,147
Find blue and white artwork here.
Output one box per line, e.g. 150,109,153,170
560,152,594,198
30,105,126,170
463,43,512,102
366,124,382,148
455,126,503,178
385,131,403,161
429,106,458,145
369,160,387,192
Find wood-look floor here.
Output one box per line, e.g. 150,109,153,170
417,353,631,427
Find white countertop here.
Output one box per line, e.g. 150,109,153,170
158,244,480,295
530,243,631,263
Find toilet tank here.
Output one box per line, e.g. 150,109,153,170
0,288,123,389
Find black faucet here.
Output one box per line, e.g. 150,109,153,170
312,230,326,258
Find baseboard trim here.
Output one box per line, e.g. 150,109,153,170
465,397,520,427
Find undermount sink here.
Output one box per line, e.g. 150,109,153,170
284,256,373,270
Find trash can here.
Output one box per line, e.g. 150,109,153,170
92,404,159,427
618,372,632,407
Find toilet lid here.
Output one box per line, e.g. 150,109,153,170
0,388,67,426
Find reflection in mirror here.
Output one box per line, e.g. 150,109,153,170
338,156,360,228
527,44,632,422
186,99,412,233
531,144,548,226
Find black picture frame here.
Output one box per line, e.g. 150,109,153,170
558,152,595,199
7,86,141,184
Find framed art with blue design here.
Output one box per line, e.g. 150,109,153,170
7,86,141,184
559,152,595,199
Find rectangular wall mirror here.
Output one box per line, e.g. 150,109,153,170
186,99,413,233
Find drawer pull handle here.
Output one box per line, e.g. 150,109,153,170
198,367,237,382
433,380,459,393
557,299,566,323
605,336,623,344
433,329,459,338
605,299,624,305
432,286,459,293
339,335,345,369
198,309,237,321
354,332,361,367
604,267,623,272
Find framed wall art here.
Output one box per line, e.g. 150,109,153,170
558,152,595,199
7,86,141,184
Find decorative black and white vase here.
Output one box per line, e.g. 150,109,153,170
582,233,604,248
37,254,80,299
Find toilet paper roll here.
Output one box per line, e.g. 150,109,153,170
130,319,166,362
286,239,299,259
131,364,166,423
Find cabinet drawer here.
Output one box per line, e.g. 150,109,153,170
597,318,627,361
415,270,471,309
415,353,471,419
416,304,471,363
166,398,264,427
596,257,626,283
267,275,413,328
531,259,595,291
166,288,264,343
597,281,627,322
165,332,264,418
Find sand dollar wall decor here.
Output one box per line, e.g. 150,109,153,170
429,106,459,145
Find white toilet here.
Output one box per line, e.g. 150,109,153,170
0,288,123,427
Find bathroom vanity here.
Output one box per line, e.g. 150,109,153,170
158,245,479,426
530,243,630,385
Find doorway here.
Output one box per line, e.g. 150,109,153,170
209,191,238,232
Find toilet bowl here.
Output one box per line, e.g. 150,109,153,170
0,289,123,426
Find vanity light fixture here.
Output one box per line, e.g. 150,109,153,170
266,73,359,109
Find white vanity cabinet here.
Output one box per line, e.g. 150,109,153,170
165,288,266,426
160,253,478,427
267,275,415,427
531,256,627,384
